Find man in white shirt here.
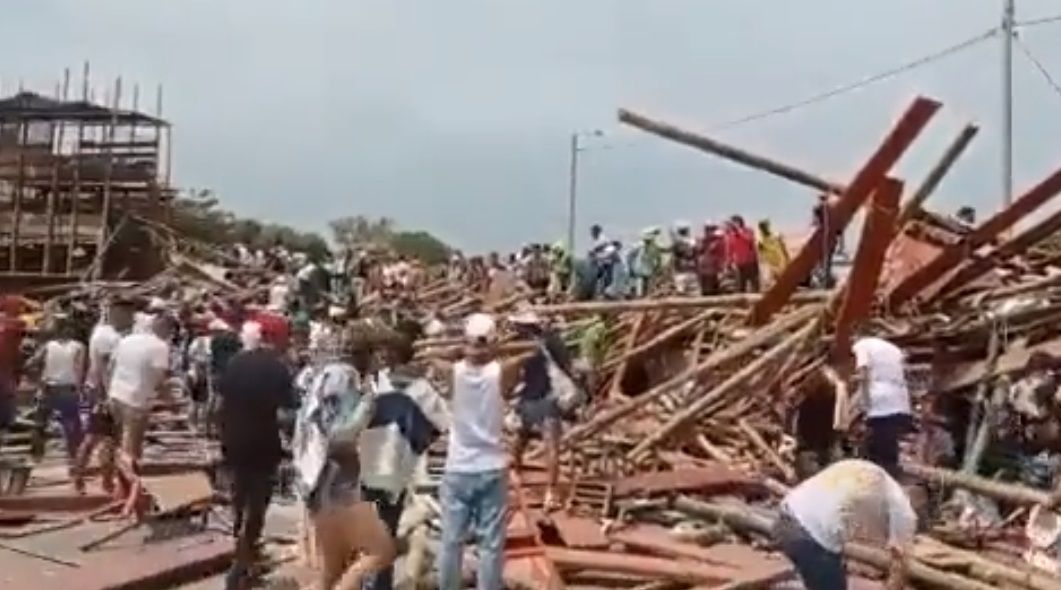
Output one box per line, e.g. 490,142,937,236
850,329,912,477
75,298,135,493
774,459,922,590
30,319,86,463
108,314,174,462
438,313,520,590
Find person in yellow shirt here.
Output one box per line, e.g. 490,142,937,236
757,220,790,286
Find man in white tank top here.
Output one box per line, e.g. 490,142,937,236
438,313,520,590
30,319,86,464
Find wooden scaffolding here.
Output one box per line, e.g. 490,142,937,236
0,72,172,287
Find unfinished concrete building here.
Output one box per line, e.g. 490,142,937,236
0,88,172,290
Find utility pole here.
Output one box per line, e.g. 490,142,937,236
1002,0,1015,212
566,130,602,259
567,133,579,259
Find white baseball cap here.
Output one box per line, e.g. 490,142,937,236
464,313,497,342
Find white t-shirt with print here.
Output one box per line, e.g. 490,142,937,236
852,336,910,418
108,333,170,409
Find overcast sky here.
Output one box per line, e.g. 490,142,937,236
3,1,1061,251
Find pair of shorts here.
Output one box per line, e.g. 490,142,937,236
516,396,561,439
109,398,149,460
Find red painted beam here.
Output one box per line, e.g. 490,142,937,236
887,165,1061,307
833,178,902,357
749,96,941,325
937,205,1061,298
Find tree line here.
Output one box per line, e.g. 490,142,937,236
170,189,452,265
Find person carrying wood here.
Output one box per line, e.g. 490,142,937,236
773,459,924,590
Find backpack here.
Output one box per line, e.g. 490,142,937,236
542,344,587,415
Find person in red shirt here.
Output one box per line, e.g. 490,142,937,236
247,308,291,352
696,224,726,296
724,215,760,293
0,296,27,432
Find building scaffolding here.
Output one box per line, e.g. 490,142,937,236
0,73,172,288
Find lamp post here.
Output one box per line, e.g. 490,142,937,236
567,129,603,259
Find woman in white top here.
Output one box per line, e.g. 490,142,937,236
31,320,86,463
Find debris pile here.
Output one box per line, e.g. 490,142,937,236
4,94,1061,590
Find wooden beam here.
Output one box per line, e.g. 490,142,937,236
939,205,1061,297
618,108,844,195
562,305,820,448
530,292,827,316
897,123,979,227
750,96,941,325
887,164,1061,307
832,178,902,356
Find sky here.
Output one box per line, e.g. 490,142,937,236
3,1,1061,252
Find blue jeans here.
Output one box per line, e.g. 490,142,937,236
437,469,507,590
37,384,84,459
772,509,846,590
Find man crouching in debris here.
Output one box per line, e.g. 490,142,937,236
217,321,296,589
774,459,926,590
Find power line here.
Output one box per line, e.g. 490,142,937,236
709,27,998,131
1015,36,1061,102
579,26,999,156
1016,14,1061,28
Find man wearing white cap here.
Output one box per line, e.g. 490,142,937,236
438,313,520,590
509,310,575,509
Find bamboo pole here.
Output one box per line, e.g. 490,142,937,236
627,319,818,459
618,108,845,195
904,463,1052,506
530,292,827,316
600,310,711,374
608,311,650,397
563,304,821,447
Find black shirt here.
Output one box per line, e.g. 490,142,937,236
520,329,572,401
218,348,296,470
210,331,242,377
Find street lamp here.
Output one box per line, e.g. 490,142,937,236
567,129,604,259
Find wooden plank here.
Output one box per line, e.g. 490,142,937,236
749,96,941,325
832,177,902,356
887,164,1061,307
545,547,733,585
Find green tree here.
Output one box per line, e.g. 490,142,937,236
328,216,451,265
170,188,330,262
390,230,451,265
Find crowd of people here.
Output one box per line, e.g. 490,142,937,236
440,216,821,305
0,235,600,590
2,204,1047,590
